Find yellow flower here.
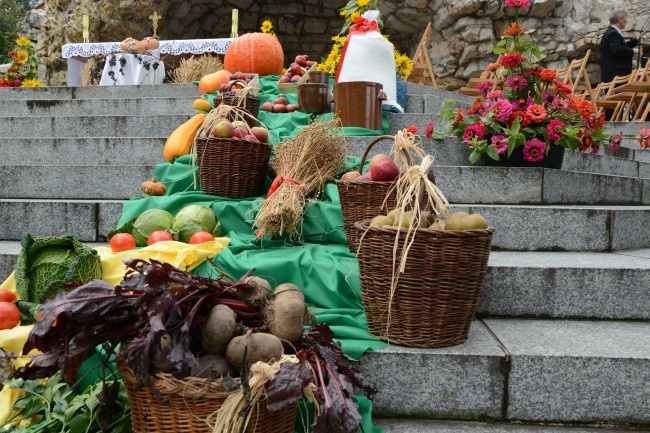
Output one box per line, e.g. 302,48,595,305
351,11,361,20
357,0,370,6
340,9,348,16
21,79,44,87
332,35,346,46
261,20,273,33
14,50,29,63
15,36,31,47
395,52,413,77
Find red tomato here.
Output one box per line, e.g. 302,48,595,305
189,231,215,244
110,233,137,252
0,290,17,303
148,231,174,245
0,302,20,330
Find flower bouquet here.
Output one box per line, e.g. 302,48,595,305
441,0,607,166
0,36,43,88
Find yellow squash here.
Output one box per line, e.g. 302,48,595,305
162,113,206,163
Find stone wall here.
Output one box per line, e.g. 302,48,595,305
36,0,649,87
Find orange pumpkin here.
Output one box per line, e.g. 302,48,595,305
224,33,284,76
198,69,232,94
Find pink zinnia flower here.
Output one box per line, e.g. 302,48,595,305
477,81,493,94
505,0,531,8
547,119,566,141
552,97,570,111
507,75,528,89
639,127,650,149
590,145,600,155
526,104,547,122
486,89,504,100
490,99,514,122
425,121,435,138
607,131,623,152
463,123,485,143
491,134,509,154
523,138,547,162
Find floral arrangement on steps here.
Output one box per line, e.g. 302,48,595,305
607,127,650,152
0,36,43,87
440,0,607,166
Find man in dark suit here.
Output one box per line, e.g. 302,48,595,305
599,9,646,84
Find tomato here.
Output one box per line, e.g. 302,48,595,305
0,290,17,303
189,231,215,244
110,233,137,252
0,302,20,330
148,230,174,245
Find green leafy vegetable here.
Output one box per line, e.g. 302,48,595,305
108,209,175,246
14,234,102,306
171,204,221,243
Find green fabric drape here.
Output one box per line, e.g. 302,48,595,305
114,75,390,432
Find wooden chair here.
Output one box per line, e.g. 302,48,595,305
602,62,650,121
457,57,503,96
404,22,437,87
556,49,595,101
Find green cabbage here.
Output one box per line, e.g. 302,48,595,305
131,209,175,246
14,234,102,305
171,205,221,243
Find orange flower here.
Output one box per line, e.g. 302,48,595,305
539,69,557,82
504,22,524,36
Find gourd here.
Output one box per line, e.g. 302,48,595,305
224,33,284,76
162,113,206,162
198,69,232,95
140,178,167,196
192,98,212,113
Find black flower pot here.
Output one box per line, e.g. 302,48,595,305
479,143,565,168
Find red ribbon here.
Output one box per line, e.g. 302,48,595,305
266,175,304,199
335,17,380,82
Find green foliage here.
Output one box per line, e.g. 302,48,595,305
0,0,39,64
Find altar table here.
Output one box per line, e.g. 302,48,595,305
62,38,234,86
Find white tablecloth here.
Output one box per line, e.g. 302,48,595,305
99,53,165,86
62,38,234,86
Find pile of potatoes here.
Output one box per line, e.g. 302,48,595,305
156,277,309,379
369,209,488,231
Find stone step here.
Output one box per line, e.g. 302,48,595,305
2,165,647,206
0,241,647,320
0,97,197,117
360,319,649,425
0,199,648,250
0,83,199,100
375,419,645,433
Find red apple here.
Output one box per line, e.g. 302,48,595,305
232,126,248,139
294,55,307,67
243,134,259,142
354,173,372,182
278,75,291,84
290,63,303,76
285,104,299,112
290,75,301,82
209,119,234,138
250,126,269,143
368,153,391,169
370,159,400,182
219,83,229,93
306,60,316,68
262,101,273,112
341,171,361,181
235,71,247,80
274,96,287,105
273,104,288,113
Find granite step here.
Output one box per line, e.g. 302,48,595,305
0,241,647,320
375,419,648,433
2,165,647,206
0,199,648,249
0,97,197,117
360,319,649,425
0,83,200,100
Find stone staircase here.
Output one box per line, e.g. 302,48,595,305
0,83,648,433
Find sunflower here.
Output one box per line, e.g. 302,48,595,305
20,79,44,87
357,0,370,6
14,50,29,63
395,52,413,77
260,20,273,33
15,36,31,47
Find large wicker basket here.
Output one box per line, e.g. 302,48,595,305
336,135,414,250
195,136,272,198
354,220,494,348
120,365,297,433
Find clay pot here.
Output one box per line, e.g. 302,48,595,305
298,83,331,114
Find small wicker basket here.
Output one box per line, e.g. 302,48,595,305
354,220,494,348
120,364,297,433
195,136,272,198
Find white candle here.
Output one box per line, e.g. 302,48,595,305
231,9,238,37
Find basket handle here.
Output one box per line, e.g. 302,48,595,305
358,135,414,174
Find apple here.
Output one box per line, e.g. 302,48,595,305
370,159,400,182
278,75,292,84
219,83,229,93
209,119,234,138
235,71,247,80
290,63,303,76
232,126,248,139
250,126,269,143
368,153,391,169
285,104,299,112
294,55,307,67
341,171,361,181
274,96,287,105
290,75,301,82
354,173,372,182
232,120,248,129
243,134,259,142
262,101,273,112
306,60,316,68
273,103,288,113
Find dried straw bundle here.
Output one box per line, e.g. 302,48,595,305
254,118,349,239
390,128,426,169
170,54,223,83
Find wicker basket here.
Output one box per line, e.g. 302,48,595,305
212,93,261,128
195,136,272,198
120,365,297,433
336,135,406,250
354,220,494,348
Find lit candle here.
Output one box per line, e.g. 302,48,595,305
231,9,238,38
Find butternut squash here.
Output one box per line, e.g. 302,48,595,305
163,113,206,163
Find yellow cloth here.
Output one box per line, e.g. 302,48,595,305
0,238,229,429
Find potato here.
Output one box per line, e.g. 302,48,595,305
190,354,230,379
201,304,240,354
241,276,272,307
226,332,283,371
152,333,175,373
265,283,306,343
